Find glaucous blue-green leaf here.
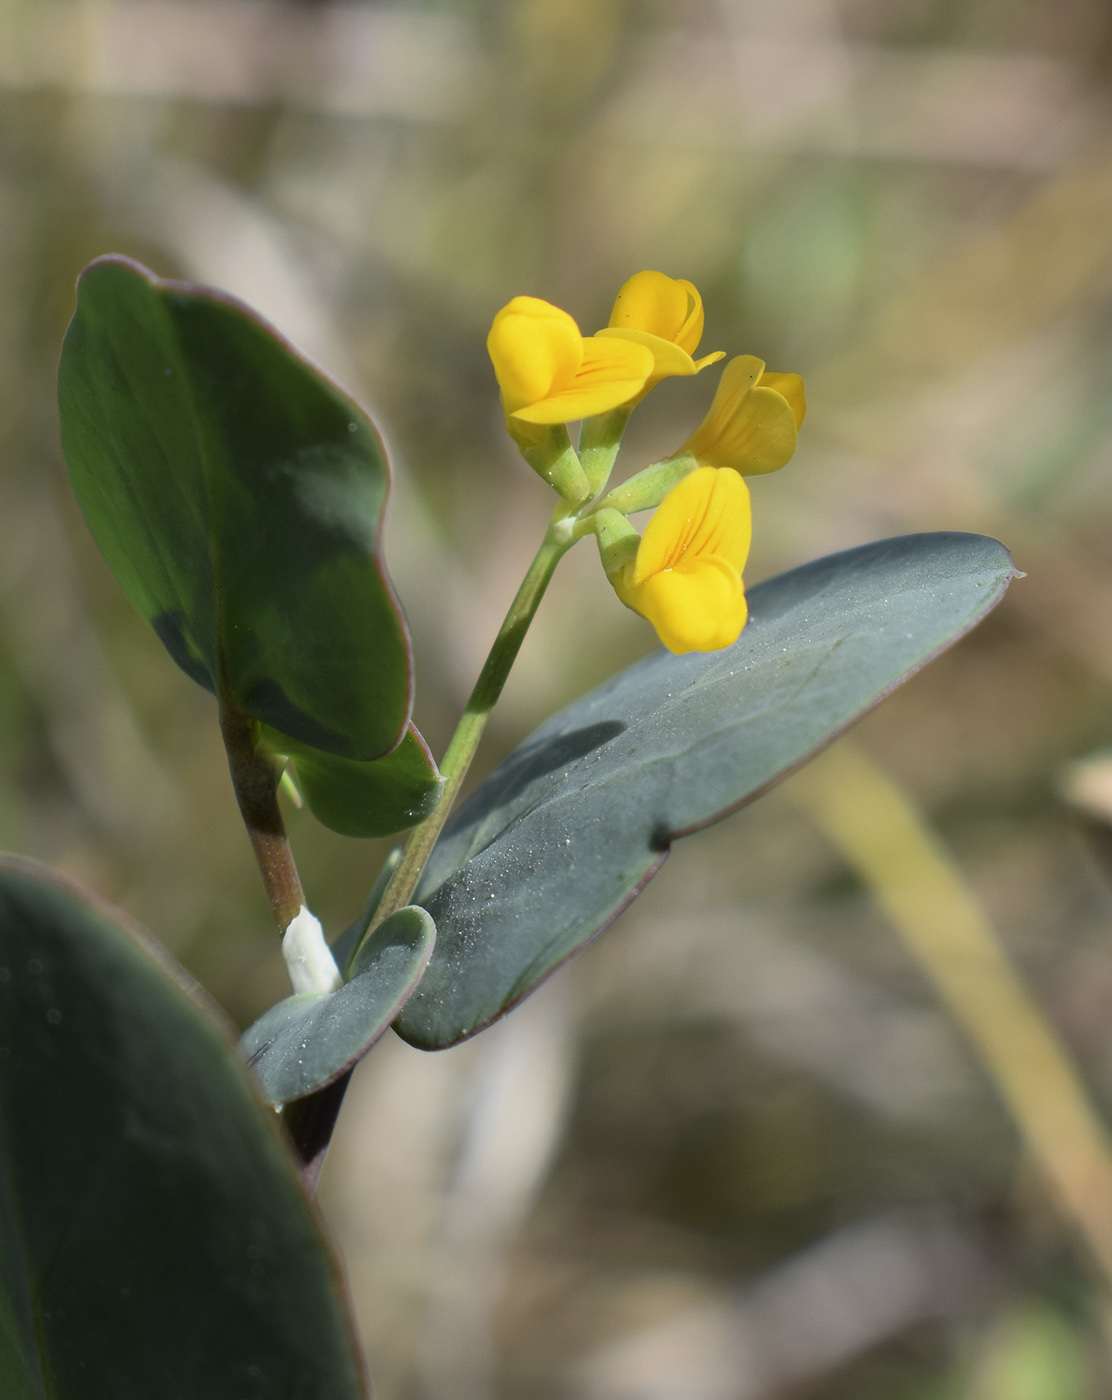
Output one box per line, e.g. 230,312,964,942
264,725,442,838
59,254,410,762
394,532,1016,1049
0,856,367,1399
243,905,434,1106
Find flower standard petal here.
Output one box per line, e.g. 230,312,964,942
597,271,723,391
487,296,583,415
674,467,752,575
672,279,706,355
609,271,700,347
488,294,654,428
633,465,751,583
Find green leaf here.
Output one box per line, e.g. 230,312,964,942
243,905,435,1106
0,856,367,1398
266,725,443,838
394,532,1017,1049
59,254,411,762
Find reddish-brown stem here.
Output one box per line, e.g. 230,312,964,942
219,700,304,932
221,699,332,1180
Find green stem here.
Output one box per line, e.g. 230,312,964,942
594,453,696,516
366,510,575,936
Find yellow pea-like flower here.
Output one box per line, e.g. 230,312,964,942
596,270,725,390
682,354,806,475
488,295,654,425
612,466,752,655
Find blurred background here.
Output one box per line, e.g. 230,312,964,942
6,0,1112,1393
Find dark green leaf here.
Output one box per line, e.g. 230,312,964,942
59,255,411,761
394,532,1017,1049
267,725,442,838
0,856,367,1398
243,905,435,1106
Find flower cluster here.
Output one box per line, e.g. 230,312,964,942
487,271,805,655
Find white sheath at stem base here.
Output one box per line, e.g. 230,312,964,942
282,906,343,995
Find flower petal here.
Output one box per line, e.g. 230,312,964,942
693,355,764,440
487,296,583,416
605,268,720,371
693,386,798,475
609,271,693,342
672,279,706,355
510,335,653,424
683,356,801,474
758,370,807,429
632,557,748,654
609,468,752,654
633,466,750,582
596,326,698,379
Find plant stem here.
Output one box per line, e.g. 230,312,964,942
283,509,575,1188
222,696,323,1179
219,699,305,932
367,512,574,936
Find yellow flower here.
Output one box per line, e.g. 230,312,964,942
612,467,751,654
682,355,805,475
596,271,725,390
488,295,654,425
